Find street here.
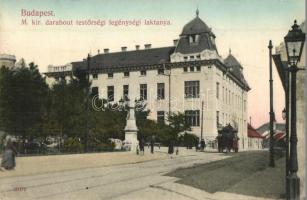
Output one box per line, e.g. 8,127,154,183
0,149,283,200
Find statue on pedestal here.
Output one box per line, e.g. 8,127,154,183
123,99,139,152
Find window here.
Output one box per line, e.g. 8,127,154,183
216,82,220,99
157,83,165,100
140,70,146,76
184,56,188,61
190,66,195,72
124,71,129,77
123,85,129,100
222,87,225,102
158,68,164,75
196,66,201,71
157,111,165,124
91,87,98,96
140,84,147,100
93,74,98,79
226,89,228,104
183,67,188,72
244,100,246,111
108,73,113,78
216,111,220,127
184,81,199,98
107,86,114,101
196,55,201,59
185,110,200,126
189,34,199,44
190,55,195,60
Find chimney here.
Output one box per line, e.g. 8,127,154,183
121,46,127,52
144,44,151,49
135,45,140,50
173,39,179,46
104,48,109,54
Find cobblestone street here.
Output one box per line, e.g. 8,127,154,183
0,149,284,200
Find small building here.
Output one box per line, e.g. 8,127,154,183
247,124,264,149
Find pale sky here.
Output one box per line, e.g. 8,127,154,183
0,0,305,128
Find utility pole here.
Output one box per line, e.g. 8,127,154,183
268,40,275,167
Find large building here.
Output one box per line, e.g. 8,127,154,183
45,11,250,148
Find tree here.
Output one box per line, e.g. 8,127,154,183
0,62,49,151
167,112,191,142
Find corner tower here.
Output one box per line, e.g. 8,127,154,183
170,10,221,62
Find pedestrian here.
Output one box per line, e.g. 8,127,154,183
200,139,206,151
168,140,174,155
150,135,155,154
150,140,154,154
139,138,145,155
1,140,18,170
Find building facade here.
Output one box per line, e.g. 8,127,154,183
45,11,250,148
0,54,16,69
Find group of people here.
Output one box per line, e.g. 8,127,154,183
137,138,177,156
1,139,18,171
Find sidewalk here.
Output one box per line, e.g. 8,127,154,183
164,151,285,200
0,148,169,178
119,153,285,200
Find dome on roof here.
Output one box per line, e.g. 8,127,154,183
180,15,212,36
224,52,242,67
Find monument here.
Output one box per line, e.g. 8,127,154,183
124,99,139,152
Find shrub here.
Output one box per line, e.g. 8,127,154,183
63,137,84,153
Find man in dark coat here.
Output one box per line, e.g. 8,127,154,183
200,139,206,151
1,140,18,170
168,140,174,154
139,138,145,155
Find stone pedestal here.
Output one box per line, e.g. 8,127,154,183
124,100,139,153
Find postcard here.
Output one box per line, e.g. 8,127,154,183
0,0,305,199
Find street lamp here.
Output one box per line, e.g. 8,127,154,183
284,19,305,200
268,40,275,167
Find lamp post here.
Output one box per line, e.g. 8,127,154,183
284,20,305,200
282,106,289,199
85,53,91,153
268,40,275,167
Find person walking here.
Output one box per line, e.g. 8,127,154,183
200,139,206,151
168,140,174,155
1,140,18,170
150,135,155,154
139,138,145,155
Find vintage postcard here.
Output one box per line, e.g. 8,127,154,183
0,0,306,199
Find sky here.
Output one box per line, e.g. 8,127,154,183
0,0,305,128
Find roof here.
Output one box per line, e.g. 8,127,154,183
274,132,285,141
248,124,264,138
174,11,217,54
224,53,242,69
224,52,250,90
256,122,285,135
174,33,217,54
72,46,175,71
180,16,213,36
